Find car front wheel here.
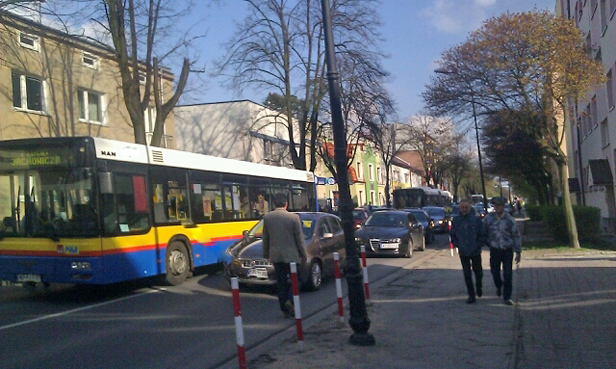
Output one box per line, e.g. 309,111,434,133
304,260,323,291
403,240,413,258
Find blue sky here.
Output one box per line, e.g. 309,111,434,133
187,0,556,121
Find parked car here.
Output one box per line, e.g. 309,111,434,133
354,210,424,257
403,208,435,245
224,212,346,291
422,206,448,233
353,207,370,229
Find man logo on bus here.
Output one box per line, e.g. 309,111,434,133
101,150,117,157
64,246,79,255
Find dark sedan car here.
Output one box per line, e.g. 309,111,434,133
354,210,424,258
404,208,434,245
224,212,346,291
423,206,448,233
353,207,369,229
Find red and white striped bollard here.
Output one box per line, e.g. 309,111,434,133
333,252,344,324
231,277,247,369
360,245,371,304
289,262,304,352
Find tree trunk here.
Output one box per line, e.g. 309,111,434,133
557,161,580,248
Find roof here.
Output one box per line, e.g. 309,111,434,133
394,150,425,174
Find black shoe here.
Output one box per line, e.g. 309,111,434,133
466,296,476,304
476,288,482,297
504,299,514,306
497,287,502,297
283,300,295,318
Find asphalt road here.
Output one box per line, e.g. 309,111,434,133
0,233,451,369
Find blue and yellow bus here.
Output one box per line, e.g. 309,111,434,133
0,137,316,285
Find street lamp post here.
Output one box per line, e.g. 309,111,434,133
434,68,488,213
321,0,375,346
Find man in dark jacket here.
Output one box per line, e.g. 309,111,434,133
450,199,487,304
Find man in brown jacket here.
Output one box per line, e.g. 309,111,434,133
263,193,307,317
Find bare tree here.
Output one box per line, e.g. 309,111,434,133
400,114,455,188
215,0,388,171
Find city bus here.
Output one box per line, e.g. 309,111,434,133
393,187,452,209
0,137,316,286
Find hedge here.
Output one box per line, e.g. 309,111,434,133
542,205,601,242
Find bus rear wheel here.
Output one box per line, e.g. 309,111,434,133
165,241,190,285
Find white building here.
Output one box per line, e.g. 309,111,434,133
558,0,616,231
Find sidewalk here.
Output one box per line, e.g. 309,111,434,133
244,247,616,369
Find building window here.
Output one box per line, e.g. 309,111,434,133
377,167,382,184
358,190,364,206
608,69,615,111
81,52,99,69
12,72,45,112
357,162,363,181
591,96,598,129
19,32,39,51
404,173,410,184
370,191,375,205
78,89,105,124
601,119,610,147
368,164,374,181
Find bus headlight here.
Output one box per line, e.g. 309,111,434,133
71,262,91,270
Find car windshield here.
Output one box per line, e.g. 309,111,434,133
424,208,445,217
365,212,406,227
249,213,315,240
411,211,427,222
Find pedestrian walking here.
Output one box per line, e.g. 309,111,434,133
483,196,521,305
449,199,487,304
262,193,307,318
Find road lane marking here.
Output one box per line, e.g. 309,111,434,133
0,288,164,332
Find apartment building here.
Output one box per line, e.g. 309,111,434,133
0,11,175,145
558,0,616,230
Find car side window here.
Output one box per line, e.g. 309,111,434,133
318,219,332,237
326,216,342,234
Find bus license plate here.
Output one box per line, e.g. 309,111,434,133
16,274,41,283
247,268,268,279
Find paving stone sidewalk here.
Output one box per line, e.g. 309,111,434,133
243,248,616,369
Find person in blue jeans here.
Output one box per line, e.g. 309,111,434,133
483,196,521,306
450,199,487,304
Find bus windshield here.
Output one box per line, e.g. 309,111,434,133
0,167,98,239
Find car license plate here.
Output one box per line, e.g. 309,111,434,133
380,243,398,249
247,268,268,279
16,274,41,283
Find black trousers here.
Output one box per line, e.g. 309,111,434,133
490,248,514,300
460,254,482,298
273,262,294,312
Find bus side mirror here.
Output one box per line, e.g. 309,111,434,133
99,172,113,194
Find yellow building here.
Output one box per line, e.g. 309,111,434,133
0,11,175,145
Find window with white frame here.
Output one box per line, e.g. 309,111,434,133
370,191,375,205
19,32,39,51
358,190,364,206
601,119,609,147
377,167,382,184
78,89,105,124
12,72,45,112
81,52,99,69
357,162,363,180
368,164,374,181
404,173,410,184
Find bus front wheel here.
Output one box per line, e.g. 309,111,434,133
165,241,190,285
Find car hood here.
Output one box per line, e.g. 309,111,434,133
227,235,265,259
355,226,408,239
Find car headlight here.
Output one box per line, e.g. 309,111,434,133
354,237,363,242
387,238,401,243
438,220,444,224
